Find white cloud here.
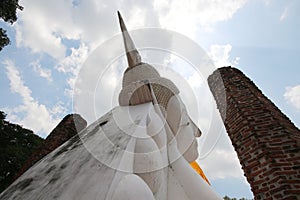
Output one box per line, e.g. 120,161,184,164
15,0,160,60
284,85,300,110
208,44,240,68
15,0,248,60
56,43,89,97
154,0,248,38
280,6,289,21
4,60,33,103
202,149,243,180
4,60,64,137
16,0,82,59
49,101,68,116
57,43,89,74
263,0,272,6
198,129,246,181
14,0,244,109
29,60,53,82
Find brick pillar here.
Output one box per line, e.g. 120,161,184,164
208,66,300,199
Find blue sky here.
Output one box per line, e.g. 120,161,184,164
1,0,299,198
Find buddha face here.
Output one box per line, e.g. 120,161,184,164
166,95,201,163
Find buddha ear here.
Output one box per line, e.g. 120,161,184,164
146,109,167,149
166,95,182,134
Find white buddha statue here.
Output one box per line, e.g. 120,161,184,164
108,11,222,200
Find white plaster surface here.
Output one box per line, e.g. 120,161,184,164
0,103,221,200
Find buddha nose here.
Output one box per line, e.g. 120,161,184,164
195,128,201,138
190,117,201,138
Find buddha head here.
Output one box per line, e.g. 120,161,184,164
117,11,201,163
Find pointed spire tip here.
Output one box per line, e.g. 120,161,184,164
117,10,142,68
117,11,127,34
117,11,121,20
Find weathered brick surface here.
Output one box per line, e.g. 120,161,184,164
208,67,300,200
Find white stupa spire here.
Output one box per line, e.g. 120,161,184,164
117,11,142,68
117,11,180,107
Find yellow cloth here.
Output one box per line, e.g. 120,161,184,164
190,161,210,185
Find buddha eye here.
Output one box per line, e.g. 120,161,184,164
180,121,190,127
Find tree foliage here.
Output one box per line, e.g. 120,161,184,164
0,0,23,51
0,111,6,120
0,111,44,193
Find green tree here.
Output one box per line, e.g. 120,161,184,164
0,111,44,193
0,111,6,120
0,0,23,51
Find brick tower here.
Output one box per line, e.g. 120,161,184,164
208,66,300,199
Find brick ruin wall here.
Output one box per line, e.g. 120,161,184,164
208,67,300,199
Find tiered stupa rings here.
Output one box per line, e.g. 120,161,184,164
119,63,179,107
